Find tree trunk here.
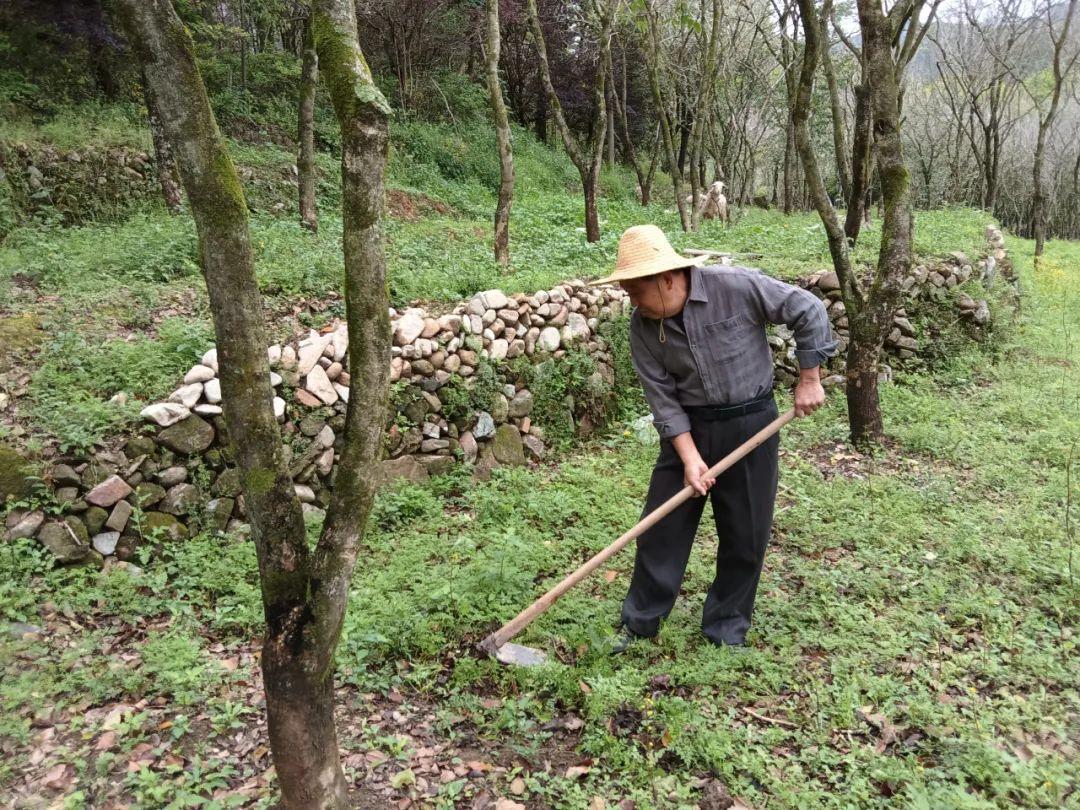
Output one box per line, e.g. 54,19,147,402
852,0,915,445
845,336,883,442
484,0,515,266
142,68,182,214
820,25,851,204
526,0,612,243
606,83,616,170
643,0,690,230
583,166,600,242
116,1,392,806
298,16,319,233
534,64,547,143
782,115,795,213
844,83,872,243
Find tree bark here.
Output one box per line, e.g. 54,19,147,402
484,0,515,266
643,0,690,230
115,1,391,806
851,0,916,445
142,68,183,214
820,24,851,204
1030,0,1078,257
526,0,613,242
844,82,872,243
534,63,547,143
298,16,319,233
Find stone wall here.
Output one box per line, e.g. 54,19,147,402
3,227,1008,567
0,143,162,234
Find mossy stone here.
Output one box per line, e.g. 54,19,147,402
156,415,215,455
491,424,526,466
125,435,157,458
0,442,36,504
84,506,109,535
143,511,189,541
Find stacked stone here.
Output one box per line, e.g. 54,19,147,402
384,281,627,479
7,231,1006,566
791,240,1001,371
3,142,159,226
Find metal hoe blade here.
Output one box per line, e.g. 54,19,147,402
494,642,548,667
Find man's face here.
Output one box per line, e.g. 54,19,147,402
620,273,675,319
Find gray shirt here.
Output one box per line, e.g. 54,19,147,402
631,264,837,439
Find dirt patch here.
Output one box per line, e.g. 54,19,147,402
386,188,454,222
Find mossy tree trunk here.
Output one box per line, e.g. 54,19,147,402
115,1,391,805
142,68,182,214
526,0,614,243
794,0,925,446
298,14,319,233
484,0,515,266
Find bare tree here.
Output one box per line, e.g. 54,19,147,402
298,12,318,233
526,0,615,242
930,0,1026,214
608,35,659,206
483,0,515,265
794,0,936,444
641,0,691,230
1027,0,1079,257
114,0,391,805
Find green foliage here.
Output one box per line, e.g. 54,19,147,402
27,319,214,452
526,348,610,446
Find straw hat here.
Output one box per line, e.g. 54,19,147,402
591,224,708,286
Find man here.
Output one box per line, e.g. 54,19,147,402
592,224,835,651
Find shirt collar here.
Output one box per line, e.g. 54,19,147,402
687,266,709,303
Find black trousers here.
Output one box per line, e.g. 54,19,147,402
621,400,779,645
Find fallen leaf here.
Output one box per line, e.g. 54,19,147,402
509,776,526,795
495,800,526,810
565,764,592,779
603,570,618,583
95,731,117,751
590,798,607,810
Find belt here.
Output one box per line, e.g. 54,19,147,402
684,395,775,421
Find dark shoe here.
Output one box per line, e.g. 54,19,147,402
610,625,646,654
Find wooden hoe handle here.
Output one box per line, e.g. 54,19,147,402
479,408,796,654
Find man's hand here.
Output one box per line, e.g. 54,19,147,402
672,433,714,496
794,367,826,417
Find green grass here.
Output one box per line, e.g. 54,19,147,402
2,234,1076,806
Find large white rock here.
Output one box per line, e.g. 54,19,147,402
477,289,509,310
562,312,590,342
201,348,219,371
141,402,190,427
267,344,282,366
169,383,203,408
331,325,349,361
297,338,326,375
305,365,338,405
183,364,215,384
333,383,350,403
489,339,509,360
537,326,561,353
394,308,426,345
204,378,222,404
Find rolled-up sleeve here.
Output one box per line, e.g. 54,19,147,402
629,318,691,439
748,273,837,369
